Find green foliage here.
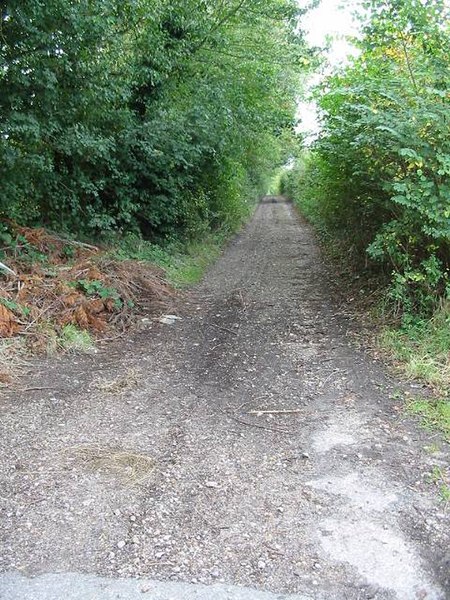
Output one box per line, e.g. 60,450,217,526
114,229,228,287
285,0,450,315
408,399,450,442
164,233,227,287
380,304,450,394
0,223,13,252
380,304,450,442
0,226,50,264
1,1,309,241
75,279,122,308
58,324,95,353
428,465,450,503
0,298,31,317
113,233,174,265
62,245,76,260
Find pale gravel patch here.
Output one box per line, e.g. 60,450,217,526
317,518,444,600
306,472,399,512
311,413,364,453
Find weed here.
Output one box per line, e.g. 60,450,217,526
164,234,226,287
113,233,173,266
10,234,49,265
407,397,450,442
114,231,227,288
0,222,13,251
428,465,450,504
62,244,76,260
58,324,95,353
423,443,440,455
380,305,450,395
0,298,31,317
441,484,450,503
75,279,123,308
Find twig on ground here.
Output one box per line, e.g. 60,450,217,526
47,234,98,251
97,332,126,342
207,322,239,336
20,386,57,392
319,369,341,388
0,261,16,277
246,409,303,416
235,400,252,413
230,415,291,434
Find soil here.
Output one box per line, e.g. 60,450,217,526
0,199,449,600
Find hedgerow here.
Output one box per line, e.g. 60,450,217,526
0,1,310,241
283,0,450,316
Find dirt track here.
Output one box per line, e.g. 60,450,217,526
0,199,449,599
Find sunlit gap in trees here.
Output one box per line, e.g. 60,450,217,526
296,0,361,145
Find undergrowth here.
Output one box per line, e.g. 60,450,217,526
163,234,226,287
113,230,228,288
58,324,95,354
0,223,174,366
380,308,450,394
283,177,450,440
428,465,450,503
380,307,450,441
408,398,450,443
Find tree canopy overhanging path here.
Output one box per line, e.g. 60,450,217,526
0,200,449,600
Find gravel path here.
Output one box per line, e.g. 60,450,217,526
0,199,449,600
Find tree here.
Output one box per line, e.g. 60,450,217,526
0,0,310,239
285,0,450,314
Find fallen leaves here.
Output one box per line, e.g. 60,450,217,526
0,223,175,348
0,304,19,338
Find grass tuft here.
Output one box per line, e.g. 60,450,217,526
407,397,450,442
92,368,141,394
381,305,450,440
428,465,450,504
164,235,225,287
114,231,227,288
65,444,155,486
380,306,450,394
59,324,95,353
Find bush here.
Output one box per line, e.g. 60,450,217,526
286,0,450,316
0,1,308,242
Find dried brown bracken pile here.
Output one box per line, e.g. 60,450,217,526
0,223,174,351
